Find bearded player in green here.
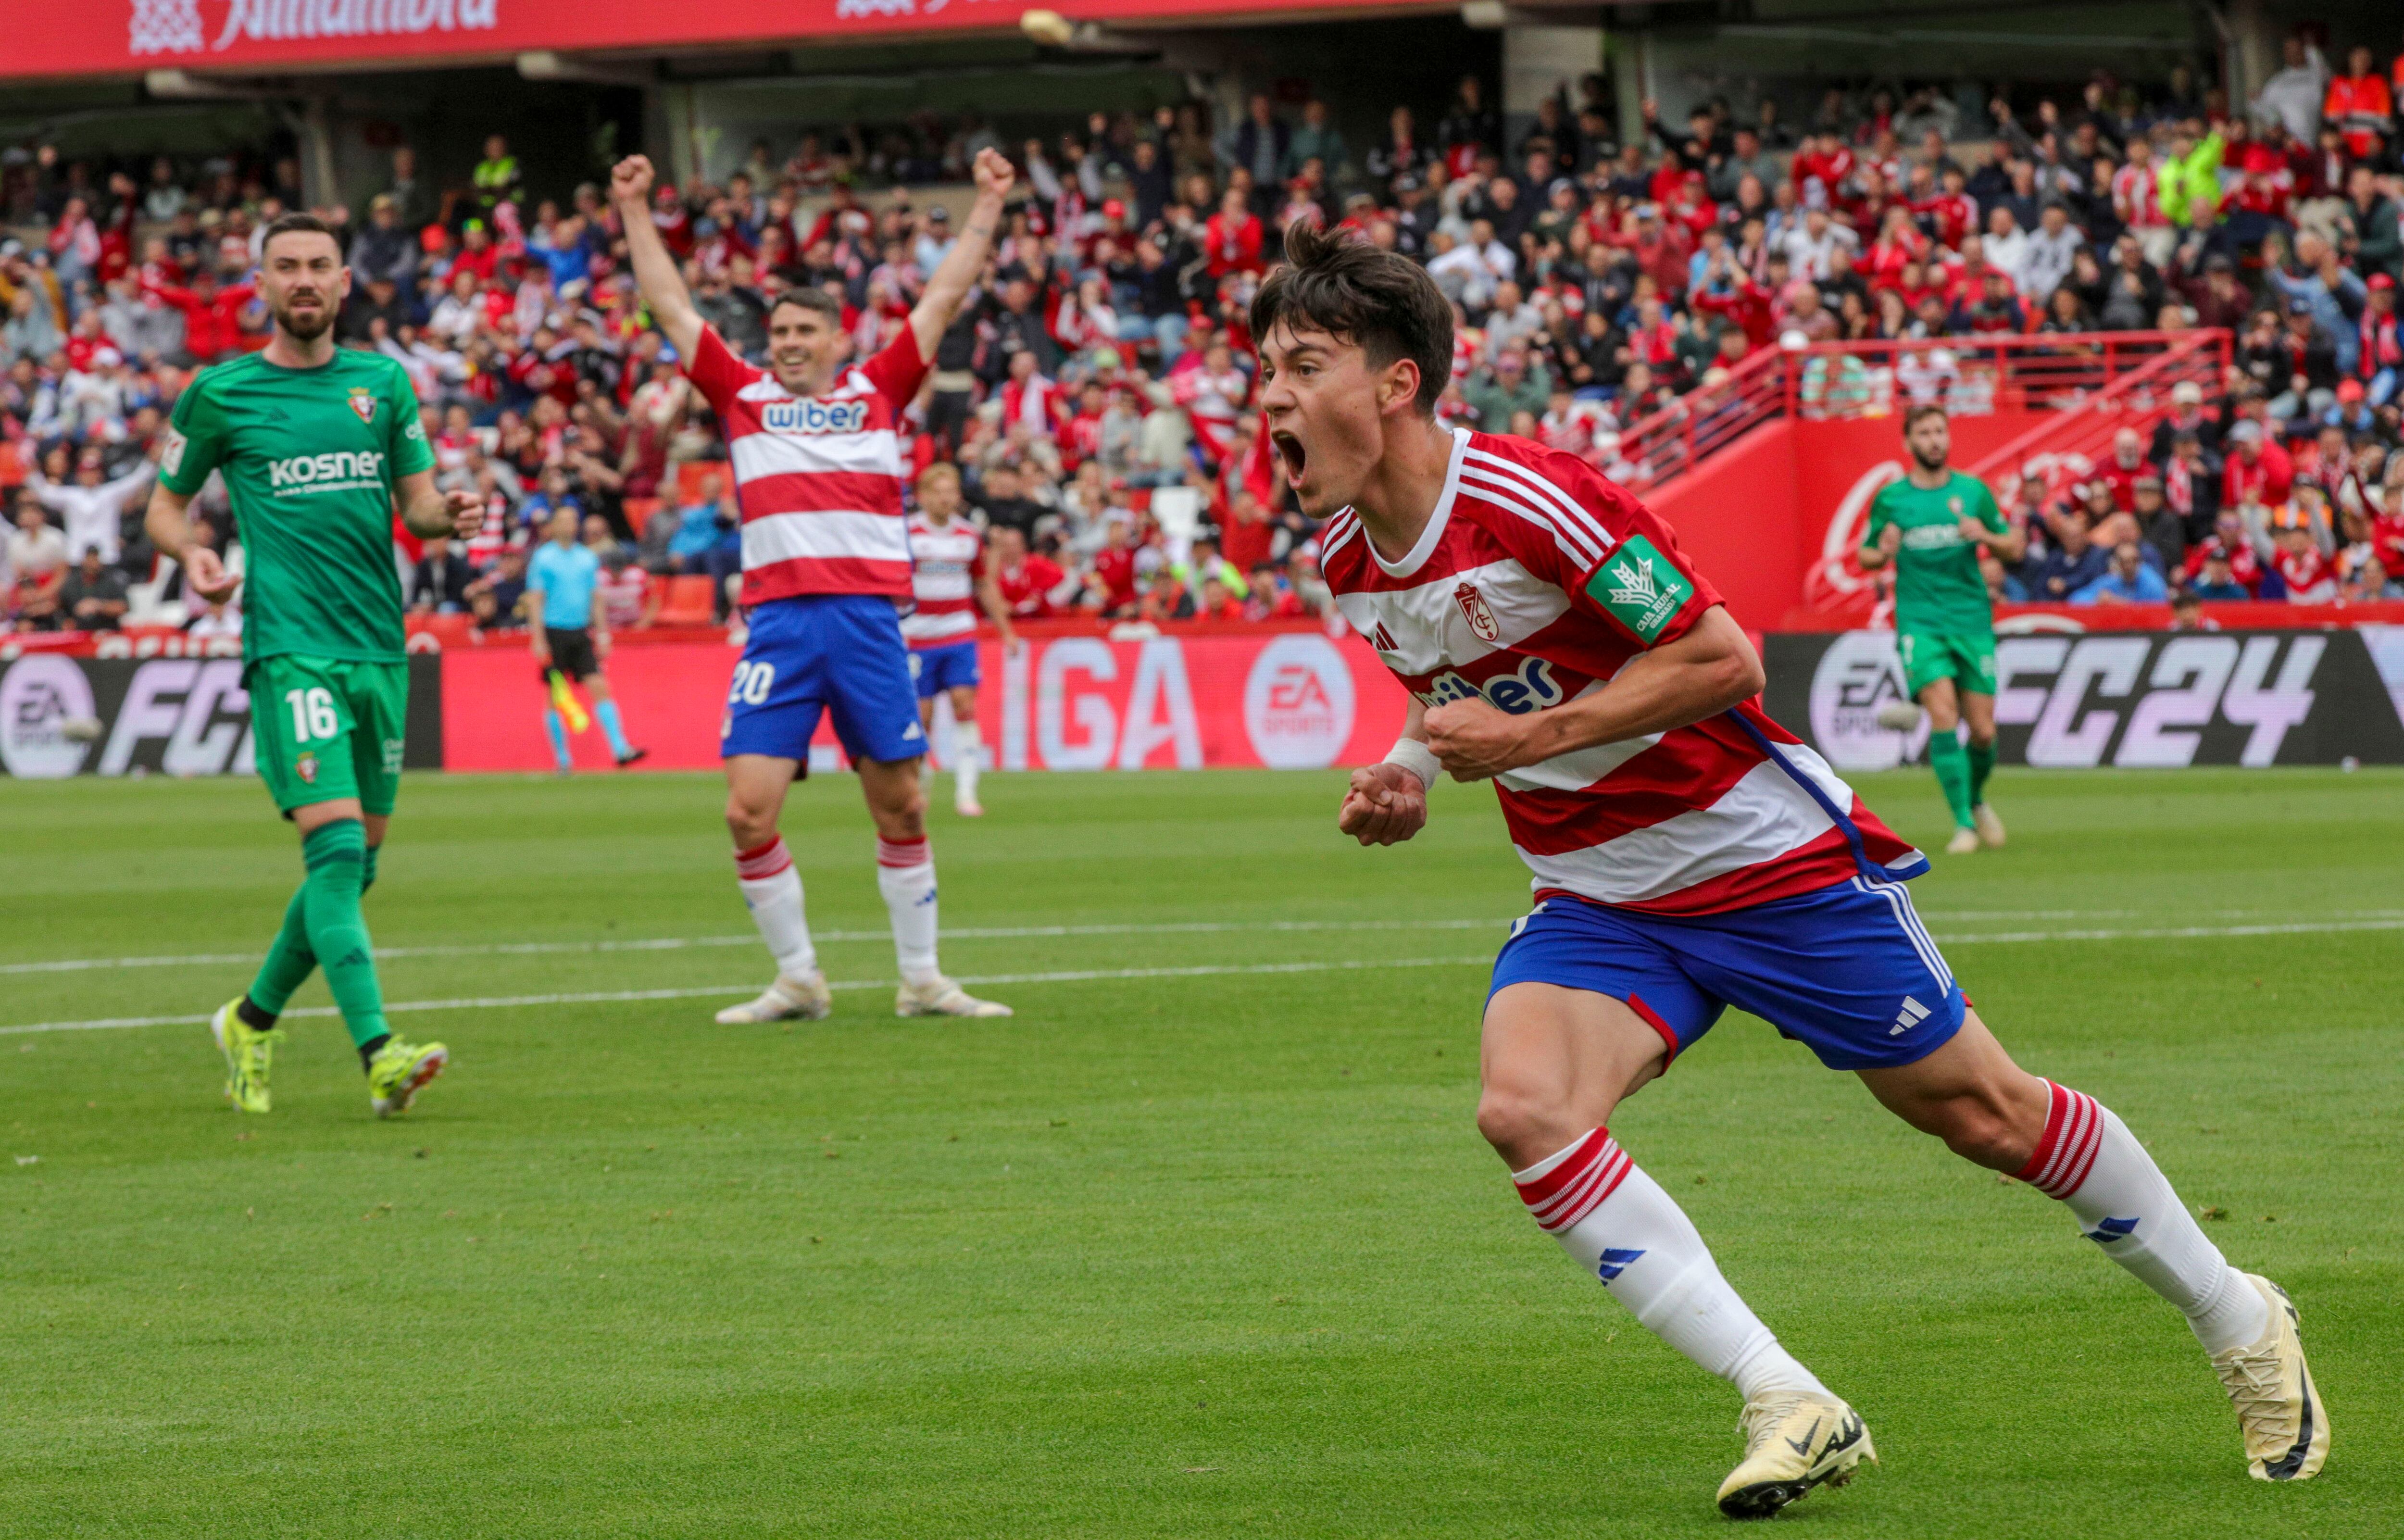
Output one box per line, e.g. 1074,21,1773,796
1856,405,2026,856
143,213,483,1117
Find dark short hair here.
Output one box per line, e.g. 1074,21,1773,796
768,288,843,326
260,212,339,257
1251,220,1452,416
1902,403,1948,433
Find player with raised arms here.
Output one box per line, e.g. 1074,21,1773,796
611,150,1015,1023
1255,222,2326,1516
145,212,484,1117
1856,406,2022,854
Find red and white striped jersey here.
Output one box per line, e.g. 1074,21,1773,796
683,324,929,606
1322,428,1925,916
901,513,986,648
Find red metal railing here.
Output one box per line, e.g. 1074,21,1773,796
1962,328,2232,501
1608,329,2232,493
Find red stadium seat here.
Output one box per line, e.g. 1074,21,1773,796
676,460,731,504
623,497,662,537
654,575,718,626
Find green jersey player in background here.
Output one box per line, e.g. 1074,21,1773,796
143,212,485,1118
1857,405,2026,856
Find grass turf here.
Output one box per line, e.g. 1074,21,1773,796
1,765,2398,1538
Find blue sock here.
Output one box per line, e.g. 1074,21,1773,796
544,710,571,770
595,699,632,758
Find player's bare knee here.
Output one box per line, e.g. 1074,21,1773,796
1474,1082,1576,1164
724,790,779,850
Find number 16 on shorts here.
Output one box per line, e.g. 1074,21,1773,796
286,685,340,741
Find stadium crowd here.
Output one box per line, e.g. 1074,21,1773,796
6,29,2404,637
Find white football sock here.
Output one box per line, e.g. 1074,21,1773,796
953,720,982,805
2015,1081,2269,1355
876,837,941,987
1516,1129,1829,1401
732,837,816,978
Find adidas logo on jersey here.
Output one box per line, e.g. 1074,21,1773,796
762,399,871,435
1889,995,1931,1036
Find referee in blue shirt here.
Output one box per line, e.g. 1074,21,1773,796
528,507,646,772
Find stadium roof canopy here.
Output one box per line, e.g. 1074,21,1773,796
16,0,1455,84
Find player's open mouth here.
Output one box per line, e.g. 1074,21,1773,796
1271,429,1307,482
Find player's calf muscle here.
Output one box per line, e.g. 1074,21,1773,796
1856,1014,2050,1171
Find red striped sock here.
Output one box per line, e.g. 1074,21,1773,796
1512,1127,1633,1234
733,837,793,881
876,837,930,869
2013,1080,2104,1199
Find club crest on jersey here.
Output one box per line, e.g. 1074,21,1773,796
295,752,318,785
1454,581,1501,643
762,399,870,435
1948,495,1964,516
347,387,377,425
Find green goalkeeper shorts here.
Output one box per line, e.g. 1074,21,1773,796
1897,628,1998,699
246,655,409,817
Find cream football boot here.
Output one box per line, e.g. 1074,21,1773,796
2212,1274,2329,1481
895,976,1013,1018
1973,802,2007,849
715,971,834,1025
1716,1391,1875,1519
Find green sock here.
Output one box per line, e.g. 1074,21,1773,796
245,884,318,1017
1928,732,1975,829
300,820,389,1052
1967,740,1996,809
361,843,380,896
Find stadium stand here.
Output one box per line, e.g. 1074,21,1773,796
4,35,2403,645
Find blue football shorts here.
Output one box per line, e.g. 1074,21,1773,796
1487,875,1966,1072
908,639,980,700
721,594,928,766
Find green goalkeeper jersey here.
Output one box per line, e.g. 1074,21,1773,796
159,349,434,665
1862,470,2008,636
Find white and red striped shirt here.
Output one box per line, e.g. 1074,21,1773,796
901,513,987,648
1323,428,1925,916
683,325,929,605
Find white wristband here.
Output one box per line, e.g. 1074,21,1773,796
1383,737,1440,790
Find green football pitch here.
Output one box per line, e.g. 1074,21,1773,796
3,766,2398,1538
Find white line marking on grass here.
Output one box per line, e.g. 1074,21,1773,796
0,955,1498,1036
1933,917,2404,944
0,917,1515,976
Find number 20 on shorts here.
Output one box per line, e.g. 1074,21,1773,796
728,662,775,705
285,687,340,741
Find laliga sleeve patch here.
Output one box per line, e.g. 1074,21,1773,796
1585,535,1694,642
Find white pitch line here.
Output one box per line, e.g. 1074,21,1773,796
0,955,1496,1037
10,906,2400,978
0,917,1515,977
1931,917,2404,945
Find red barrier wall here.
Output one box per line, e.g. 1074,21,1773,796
441,628,1412,774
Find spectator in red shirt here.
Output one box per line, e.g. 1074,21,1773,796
1204,187,1264,278
991,525,1068,618
139,268,257,363
2221,420,2294,509
1217,488,1275,574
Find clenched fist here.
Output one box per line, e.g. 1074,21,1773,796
1338,762,1428,846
